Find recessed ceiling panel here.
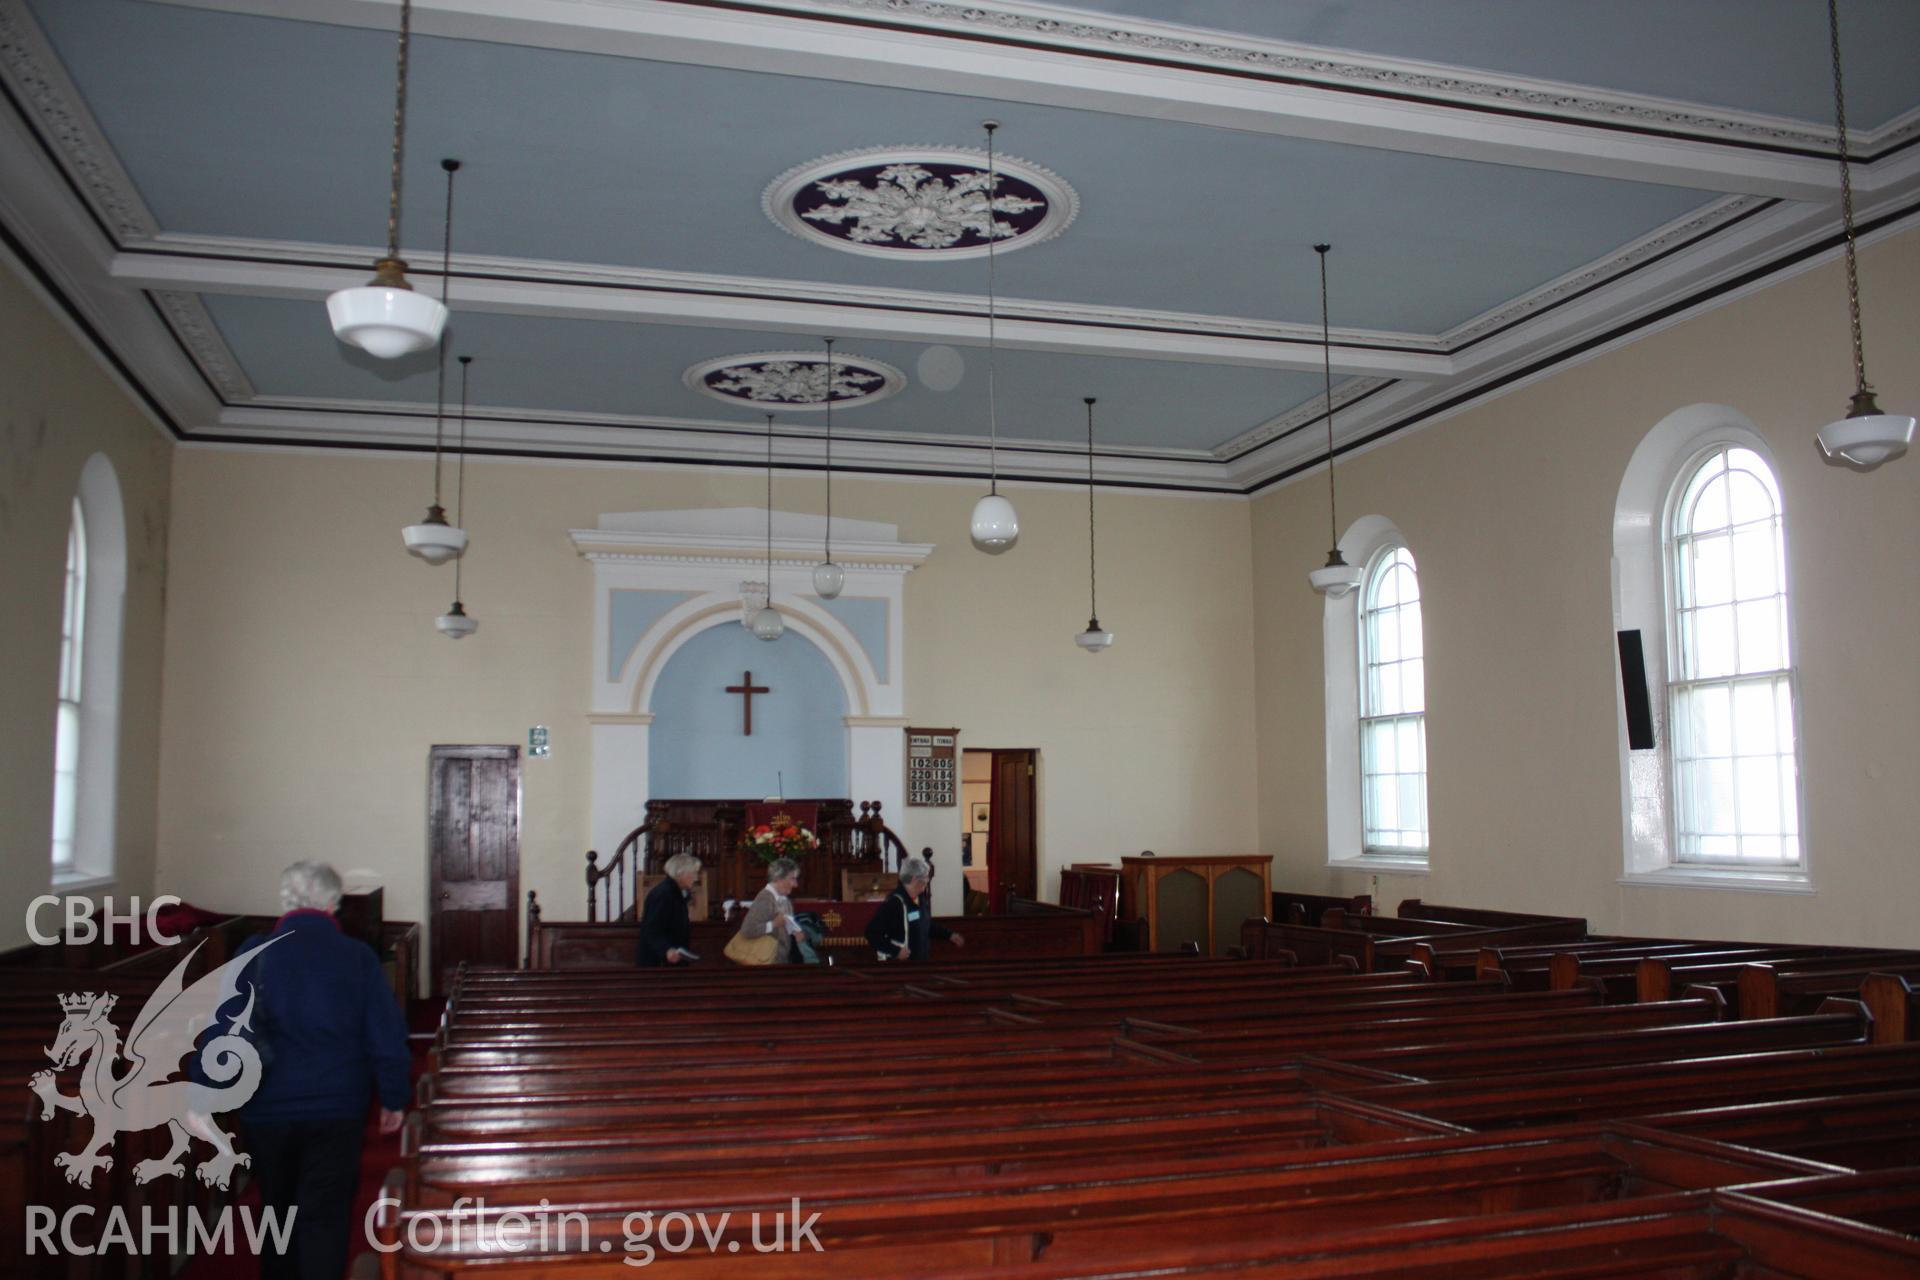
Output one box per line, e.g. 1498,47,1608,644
34,0,1718,334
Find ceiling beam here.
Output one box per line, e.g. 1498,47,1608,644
109,242,1455,378
154,0,1844,200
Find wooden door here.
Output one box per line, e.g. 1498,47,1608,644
429,745,521,996
988,749,1038,906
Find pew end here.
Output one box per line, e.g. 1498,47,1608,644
1861,972,1917,1045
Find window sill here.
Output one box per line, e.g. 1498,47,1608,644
50,871,117,892
1330,853,1429,875
1618,867,1813,895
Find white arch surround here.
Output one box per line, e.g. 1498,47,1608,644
572,509,931,856
1612,405,1812,893
628,597,877,720
60,453,127,887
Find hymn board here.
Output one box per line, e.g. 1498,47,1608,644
905,728,957,807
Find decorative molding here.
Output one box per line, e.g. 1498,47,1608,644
844,715,910,728
149,290,255,401
1440,195,1773,349
1213,376,1392,459
0,0,158,240
764,145,1078,259
810,0,1851,153
586,712,655,725
683,350,906,410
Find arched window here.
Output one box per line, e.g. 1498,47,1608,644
50,499,86,872
1359,545,1428,853
1666,446,1800,865
51,455,127,885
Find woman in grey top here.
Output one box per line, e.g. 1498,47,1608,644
739,857,803,963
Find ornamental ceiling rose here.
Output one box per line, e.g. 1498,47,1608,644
684,351,907,410
764,146,1078,259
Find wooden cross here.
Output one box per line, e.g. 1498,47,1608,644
725,670,771,736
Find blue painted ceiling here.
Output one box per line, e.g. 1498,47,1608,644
11,0,1917,471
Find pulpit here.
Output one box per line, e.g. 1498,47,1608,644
592,797,908,921
1119,854,1271,954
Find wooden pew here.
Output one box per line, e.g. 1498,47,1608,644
1739,961,1920,1022
389,933,1920,1280
1341,1039,1920,1128
1631,1089,1920,1170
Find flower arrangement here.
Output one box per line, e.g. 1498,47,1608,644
741,814,819,862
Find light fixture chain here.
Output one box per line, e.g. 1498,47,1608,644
1085,397,1098,621
453,355,470,599
385,0,412,261
1828,0,1869,395
984,123,1000,495
765,412,776,582
427,158,456,508
1317,244,1338,549
823,337,834,561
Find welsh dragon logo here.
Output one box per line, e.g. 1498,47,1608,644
29,937,282,1189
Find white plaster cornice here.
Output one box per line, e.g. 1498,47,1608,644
150,290,256,402
0,0,159,240
153,0,1859,198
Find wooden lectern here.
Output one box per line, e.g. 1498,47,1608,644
1119,854,1271,954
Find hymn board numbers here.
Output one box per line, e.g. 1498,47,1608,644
905,727,958,807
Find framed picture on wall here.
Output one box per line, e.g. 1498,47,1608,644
971,802,991,831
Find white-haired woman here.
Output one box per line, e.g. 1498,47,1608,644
864,856,964,961
237,860,410,1280
726,857,804,964
638,852,702,967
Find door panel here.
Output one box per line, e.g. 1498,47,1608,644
989,749,1038,906
430,745,520,996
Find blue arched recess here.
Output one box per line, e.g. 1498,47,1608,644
649,622,848,799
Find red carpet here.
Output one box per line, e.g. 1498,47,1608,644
175,998,443,1279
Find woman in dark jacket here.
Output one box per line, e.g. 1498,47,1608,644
864,857,964,961
638,853,701,966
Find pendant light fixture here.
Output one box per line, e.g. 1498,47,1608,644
436,356,479,639
812,337,846,599
402,159,467,564
1307,244,1362,598
1075,397,1115,653
326,0,448,359
1814,0,1914,469
968,120,1019,555
750,412,786,642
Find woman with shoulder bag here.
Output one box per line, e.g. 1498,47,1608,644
725,858,803,965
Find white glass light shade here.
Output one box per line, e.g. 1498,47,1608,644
403,515,467,564
1309,550,1363,598
1075,620,1115,653
749,606,785,641
969,492,1019,554
435,602,478,639
327,259,448,359
1818,407,1914,469
812,561,845,599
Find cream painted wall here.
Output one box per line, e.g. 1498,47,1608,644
1253,227,1920,947
0,259,170,949
155,452,1257,960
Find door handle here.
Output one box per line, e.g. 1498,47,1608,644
441,890,452,901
